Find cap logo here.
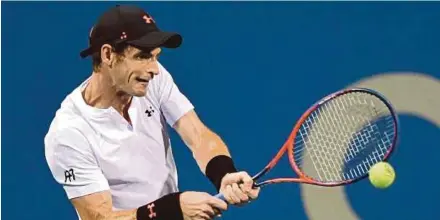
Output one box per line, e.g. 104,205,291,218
120,32,127,40
143,15,155,24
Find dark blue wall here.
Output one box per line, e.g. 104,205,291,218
3,2,439,220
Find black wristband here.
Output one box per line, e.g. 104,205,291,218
136,192,183,220
205,155,238,192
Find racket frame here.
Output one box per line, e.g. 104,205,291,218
252,88,400,187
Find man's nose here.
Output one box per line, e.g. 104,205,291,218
146,69,159,76
150,70,159,76
146,62,159,76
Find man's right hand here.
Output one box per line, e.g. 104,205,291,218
180,191,228,220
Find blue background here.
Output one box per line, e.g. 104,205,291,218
2,2,440,220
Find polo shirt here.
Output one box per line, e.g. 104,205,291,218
45,62,193,213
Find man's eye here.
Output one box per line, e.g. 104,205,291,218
137,54,152,59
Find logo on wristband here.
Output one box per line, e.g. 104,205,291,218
147,203,156,218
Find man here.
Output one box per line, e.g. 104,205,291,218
44,5,259,220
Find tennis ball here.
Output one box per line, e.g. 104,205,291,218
368,162,395,189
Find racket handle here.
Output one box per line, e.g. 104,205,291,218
213,181,261,201
214,193,226,201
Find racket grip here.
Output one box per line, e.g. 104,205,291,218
213,181,260,201
214,193,226,201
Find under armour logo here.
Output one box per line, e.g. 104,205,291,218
64,168,76,183
120,32,127,40
143,15,155,24
145,106,155,117
147,203,157,218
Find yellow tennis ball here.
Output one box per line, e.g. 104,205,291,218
368,162,395,189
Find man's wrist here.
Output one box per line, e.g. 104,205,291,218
136,192,183,220
205,155,238,191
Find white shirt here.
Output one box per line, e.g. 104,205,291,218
44,62,194,212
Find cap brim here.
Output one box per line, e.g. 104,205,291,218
79,31,182,58
127,31,182,50
80,47,93,58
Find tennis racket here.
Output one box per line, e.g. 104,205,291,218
215,88,399,200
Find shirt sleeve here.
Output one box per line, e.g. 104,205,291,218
154,62,194,126
45,128,109,199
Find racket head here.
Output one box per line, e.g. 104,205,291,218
286,88,399,186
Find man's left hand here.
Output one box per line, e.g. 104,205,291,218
219,171,260,206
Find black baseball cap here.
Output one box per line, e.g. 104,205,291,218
80,5,182,58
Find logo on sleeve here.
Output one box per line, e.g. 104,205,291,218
64,168,76,183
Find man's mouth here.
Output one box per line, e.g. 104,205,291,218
135,77,149,83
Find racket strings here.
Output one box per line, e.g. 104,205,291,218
292,92,396,183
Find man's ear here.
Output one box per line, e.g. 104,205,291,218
100,44,115,67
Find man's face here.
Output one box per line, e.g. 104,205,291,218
109,46,161,97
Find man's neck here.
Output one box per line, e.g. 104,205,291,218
83,72,132,114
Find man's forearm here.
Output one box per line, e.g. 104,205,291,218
192,128,233,174
73,192,182,220
74,202,137,220
113,192,183,220
101,193,182,220
172,110,238,191
107,209,137,220
195,128,238,191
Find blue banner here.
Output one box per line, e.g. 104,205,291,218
3,2,439,220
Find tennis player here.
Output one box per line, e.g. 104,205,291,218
44,5,259,220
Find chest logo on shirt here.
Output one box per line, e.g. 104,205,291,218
145,106,155,117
